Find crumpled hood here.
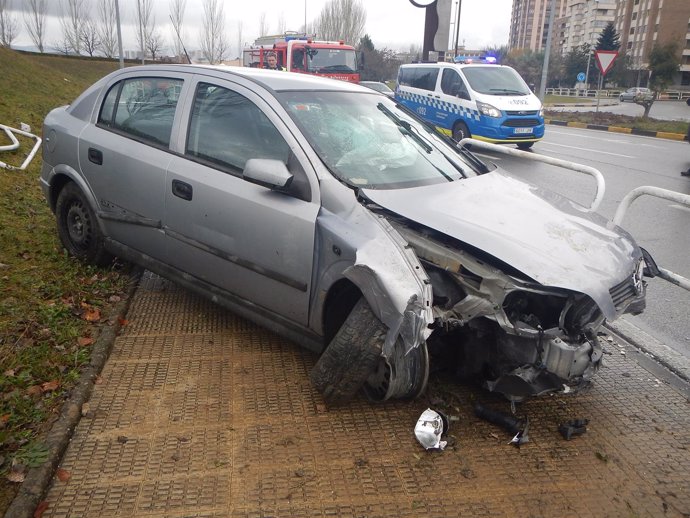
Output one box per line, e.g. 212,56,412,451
362,170,640,319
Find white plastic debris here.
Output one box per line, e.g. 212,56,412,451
19,122,31,133
414,408,448,450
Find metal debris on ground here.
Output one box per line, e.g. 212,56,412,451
414,408,449,450
558,418,589,440
474,402,530,446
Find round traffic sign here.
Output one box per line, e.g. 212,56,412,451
577,72,586,82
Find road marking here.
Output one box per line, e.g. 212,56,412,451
547,128,665,148
473,152,502,161
540,142,636,158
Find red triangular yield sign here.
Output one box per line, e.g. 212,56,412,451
595,50,618,75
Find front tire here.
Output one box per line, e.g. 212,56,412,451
452,121,470,143
363,337,429,401
517,142,534,150
56,183,111,266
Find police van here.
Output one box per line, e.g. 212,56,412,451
395,60,544,149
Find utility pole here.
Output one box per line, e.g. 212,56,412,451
538,0,557,101
115,0,124,68
453,0,462,57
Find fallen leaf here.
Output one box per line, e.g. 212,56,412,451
83,308,101,322
77,337,94,347
81,403,90,416
315,403,327,413
41,380,60,393
117,317,129,326
94,375,103,385
56,468,71,482
0,414,10,428
109,295,122,303
4,369,15,377
27,385,43,397
33,500,49,518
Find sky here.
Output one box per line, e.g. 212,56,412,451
9,0,512,56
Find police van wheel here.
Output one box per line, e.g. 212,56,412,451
452,122,470,143
517,142,534,150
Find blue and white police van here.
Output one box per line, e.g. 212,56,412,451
395,60,544,149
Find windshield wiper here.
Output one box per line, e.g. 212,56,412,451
377,102,432,153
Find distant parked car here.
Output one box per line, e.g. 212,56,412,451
359,81,394,97
41,65,653,403
619,87,651,102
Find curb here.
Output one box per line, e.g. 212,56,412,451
3,269,142,518
546,118,688,141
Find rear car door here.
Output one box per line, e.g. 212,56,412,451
164,76,319,325
78,73,188,261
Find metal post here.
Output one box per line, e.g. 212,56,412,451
453,0,462,57
538,0,557,101
114,0,124,69
137,0,145,64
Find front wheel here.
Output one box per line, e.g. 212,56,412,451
56,183,112,266
452,121,470,143
517,142,534,150
363,337,429,401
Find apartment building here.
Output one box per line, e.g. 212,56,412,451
615,0,690,86
556,0,616,54
509,0,567,51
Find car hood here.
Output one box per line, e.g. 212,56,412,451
361,170,640,319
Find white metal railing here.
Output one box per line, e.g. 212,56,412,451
0,123,42,171
458,138,605,211
613,186,690,292
546,88,690,101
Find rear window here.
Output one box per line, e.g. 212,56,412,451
398,67,439,91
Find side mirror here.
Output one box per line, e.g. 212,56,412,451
243,159,293,191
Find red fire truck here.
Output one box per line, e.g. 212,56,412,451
243,33,361,83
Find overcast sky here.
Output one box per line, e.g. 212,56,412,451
10,0,512,55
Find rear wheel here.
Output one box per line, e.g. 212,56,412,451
56,183,112,266
516,142,534,150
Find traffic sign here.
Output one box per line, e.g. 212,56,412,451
577,72,586,82
595,51,618,76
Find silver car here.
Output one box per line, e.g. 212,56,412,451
41,65,652,402
619,87,651,102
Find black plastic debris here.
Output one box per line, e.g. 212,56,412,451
473,402,529,446
558,418,589,440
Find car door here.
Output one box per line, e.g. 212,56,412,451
164,76,319,325
438,68,474,133
78,73,188,261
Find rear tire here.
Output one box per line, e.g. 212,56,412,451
56,183,112,266
310,298,386,403
516,142,534,150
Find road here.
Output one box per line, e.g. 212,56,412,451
474,127,690,359
549,99,690,122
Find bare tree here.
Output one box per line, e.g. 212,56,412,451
97,0,118,58
80,17,100,56
276,13,285,35
0,0,20,48
314,0,366,44
134,0,153,61
23,0,47,53
52,37,72,55
199,0,228,64
258,12,268,37
235,19,243,60
169,0,186,60
59,0,87,55
146,29,164,60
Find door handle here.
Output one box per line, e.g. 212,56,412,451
88,147,103,165
172,179,193,201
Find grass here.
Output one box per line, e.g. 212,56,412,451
0,48,133,512
544,109,689,134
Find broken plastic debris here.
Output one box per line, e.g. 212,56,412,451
474,402,530,446
414,408,448,450
509,417,530,446
558,418,589,440
20,122,31,132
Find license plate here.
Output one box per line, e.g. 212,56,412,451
514,127,533,134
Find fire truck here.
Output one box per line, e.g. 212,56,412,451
243,32,362,83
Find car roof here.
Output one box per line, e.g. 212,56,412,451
109,64,365,93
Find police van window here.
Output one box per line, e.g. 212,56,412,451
412,68,439,91
441,69,469,99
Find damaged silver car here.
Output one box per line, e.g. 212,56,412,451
40,65,652,402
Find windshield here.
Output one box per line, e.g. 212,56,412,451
306,46,357,74
280,91,481,189
462,66,531,96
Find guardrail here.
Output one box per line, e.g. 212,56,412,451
457,138,605,211
613,186,690,292
546,88,690,101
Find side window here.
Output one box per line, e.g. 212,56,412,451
98,77,183,147
412,68,439,91
441,69,470,99
292,49,305,70
186,82,290,173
